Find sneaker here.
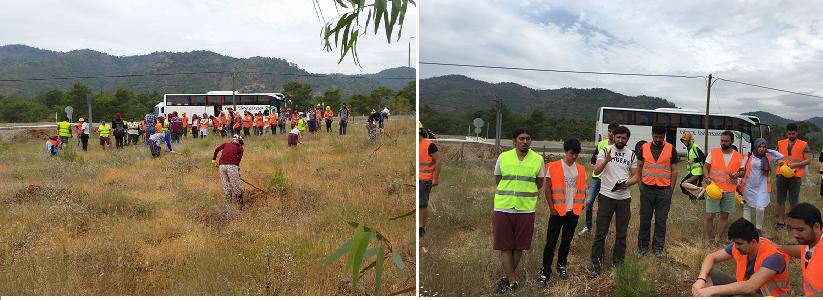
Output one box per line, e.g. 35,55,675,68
638,248,649,256
509,282,520,293
557,266,569,279
588,264,602,278
537,271,550,288
494,278,510,294
653,250,665,259
578,227,591,236
419,227,427,238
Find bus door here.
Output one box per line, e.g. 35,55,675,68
665,126,678,146
214,105,222,116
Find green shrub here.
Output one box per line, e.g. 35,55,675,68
261,140,272,150
58,147,86,165
266,169,287,193
132,202,153,218
613,254,657,296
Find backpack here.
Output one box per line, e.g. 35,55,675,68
170,117,183,133
113,121,126,134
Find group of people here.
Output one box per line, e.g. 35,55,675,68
418,121,823,296
50,102,365,155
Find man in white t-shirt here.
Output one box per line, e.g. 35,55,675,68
590,125,640,276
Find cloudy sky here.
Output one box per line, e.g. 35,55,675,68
421,0,823,120
0,0,417,74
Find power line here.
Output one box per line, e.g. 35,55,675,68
0,70,414,82
421,61,823,99
715,77,823,99
420,61,705,79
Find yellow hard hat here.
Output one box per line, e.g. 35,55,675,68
418,121,423,129
326,106,331,110
734,192,745,205
779,164,795,178
706,182,723,200
316,103,321,107
78,118,85,122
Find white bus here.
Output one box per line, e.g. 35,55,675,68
596,107,769,156
154,91,286,124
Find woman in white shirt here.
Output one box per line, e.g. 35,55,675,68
741,138,784,230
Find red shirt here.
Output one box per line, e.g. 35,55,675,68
213,142,244,165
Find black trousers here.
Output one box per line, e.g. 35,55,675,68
339,121,348,135
541,212,579,274
638,185,672,253
80,133,89,151
114,133,125,149
591,194,632,266
326,118,332,132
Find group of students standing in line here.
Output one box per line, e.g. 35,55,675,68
417,121,823,296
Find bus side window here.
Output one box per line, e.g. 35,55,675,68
636,112,654,126
710,116,725,130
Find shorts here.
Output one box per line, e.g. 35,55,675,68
492,211,535,250
706,192,735,213
775,176,801,206
60,136,70,144
99,136,111,146
419,180,432,208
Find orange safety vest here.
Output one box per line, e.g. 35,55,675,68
255,116,263,127
315,110,323,120
213,117,222,129
140,120,145,131
731,237,791,296
233,116,242,129
547,160,586,216
182,116,189,127
641,142,673,187
777,139,808,177
199,118,209,129
262,116,270,126
708,148,744,193
801,239,823,296
419,139,436,181
742,153,772,193
74,122,83,134
243,115,252,128
48,138,60,148
154,121,162,133
325,110,333,118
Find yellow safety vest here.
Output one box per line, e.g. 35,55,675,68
494,149,542,211
98,124,111,137
58,121,71,136
592,139,609,178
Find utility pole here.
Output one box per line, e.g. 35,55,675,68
86,94,93,124
495,95,503,150
704,74,713,151
231,71,237,111
408,37,415,68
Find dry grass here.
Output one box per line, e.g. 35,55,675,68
0,116,415,295
420,143,822,297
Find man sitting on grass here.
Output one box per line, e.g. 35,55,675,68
692,218,791,297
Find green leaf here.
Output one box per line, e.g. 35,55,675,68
348,225,370,289
374,245,385,296
363,247,379,261
387,0,400,42
389,209,415,220
392,250,405,277
373,0,385,34
323,238,353,266
396,0,409,41
364,8,372,32
334,0,348,8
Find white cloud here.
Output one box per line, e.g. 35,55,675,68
421,0,823,120
0,0,417,74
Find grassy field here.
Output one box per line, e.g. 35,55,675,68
420,142,823,297
0,116,415,295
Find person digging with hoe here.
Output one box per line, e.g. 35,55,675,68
213,134,245,209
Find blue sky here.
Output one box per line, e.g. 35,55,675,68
0,0,417,74
420,0,823,120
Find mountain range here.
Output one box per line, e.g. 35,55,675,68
0,44,415,97
421,74,822,128
420,74,677,119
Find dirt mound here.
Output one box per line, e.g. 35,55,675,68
200,204,241,227
435,142,503,161
11,128,55,142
